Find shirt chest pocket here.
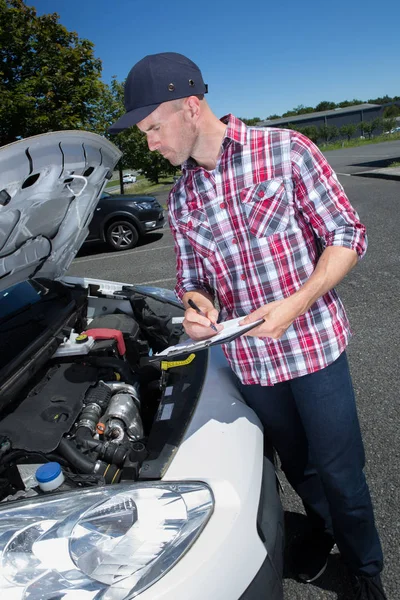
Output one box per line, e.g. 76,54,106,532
239,178,290,238
177,208,216,259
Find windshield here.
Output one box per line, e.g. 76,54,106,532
0,281,41,322
0,280,77,378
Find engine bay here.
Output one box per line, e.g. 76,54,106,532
0,278,191,503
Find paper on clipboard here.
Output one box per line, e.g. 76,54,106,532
154,316,265,358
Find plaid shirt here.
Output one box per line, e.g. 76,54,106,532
168,115,367,386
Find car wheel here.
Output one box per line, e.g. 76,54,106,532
106,220,139,251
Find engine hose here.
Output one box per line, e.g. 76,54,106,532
57,438,96,474
79,356,137,384
75,426,97,446
75,431,104,453
73,435,129,467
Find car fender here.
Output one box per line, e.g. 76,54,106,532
99,210,145,240
137,346,283,600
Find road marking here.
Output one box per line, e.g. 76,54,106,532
73,244,175,264
138,277,177,285
337,172,352,176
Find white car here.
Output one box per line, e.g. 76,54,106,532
383,126,400,135
0,131,284,600
123,173,137,184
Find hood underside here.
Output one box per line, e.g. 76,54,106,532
0,131,122,292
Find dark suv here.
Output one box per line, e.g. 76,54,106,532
86,191,165,250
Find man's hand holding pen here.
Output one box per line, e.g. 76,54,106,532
183,297,223,341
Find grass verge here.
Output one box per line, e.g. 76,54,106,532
129,176,175,194
106,175,175,195
105,179,119,189
319,132,400,151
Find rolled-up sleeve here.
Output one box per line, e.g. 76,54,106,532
291,132,367,259
167,198,214,302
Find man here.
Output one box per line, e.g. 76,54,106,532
109,52,386,599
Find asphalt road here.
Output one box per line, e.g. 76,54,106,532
67,153,400,599
323,140,400,174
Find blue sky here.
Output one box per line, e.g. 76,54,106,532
32,0,399,119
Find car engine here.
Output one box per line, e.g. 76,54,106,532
0,283,185,502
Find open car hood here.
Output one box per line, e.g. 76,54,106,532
0,131,122,292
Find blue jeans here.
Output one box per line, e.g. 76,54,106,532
237,351,383,577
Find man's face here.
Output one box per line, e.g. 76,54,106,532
137,100,197,166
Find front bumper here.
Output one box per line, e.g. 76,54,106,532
240,457,284,599
140,209,165,232
240,556,282,600
136,347,284,599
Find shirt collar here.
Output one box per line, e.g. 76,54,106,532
182,114,247,172
220,114,248,146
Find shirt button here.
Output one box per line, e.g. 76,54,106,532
204,171,210,179
220,202,226,209
258,190,265,198
240,190,247,200
232,238,237,244
240,274,246,280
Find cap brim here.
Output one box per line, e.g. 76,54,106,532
108,102,161,134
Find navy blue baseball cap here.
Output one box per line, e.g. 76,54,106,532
109,52,208,134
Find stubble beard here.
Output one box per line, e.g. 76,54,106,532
162,121,197,167
163,144,192,167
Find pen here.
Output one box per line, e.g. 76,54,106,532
188,299,218,332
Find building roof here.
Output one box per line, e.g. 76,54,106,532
257,104,381,126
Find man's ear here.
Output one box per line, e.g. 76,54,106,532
185,95,201,119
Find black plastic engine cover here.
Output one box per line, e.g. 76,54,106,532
88,313,140,339
87,312,146,365
0,363,98,453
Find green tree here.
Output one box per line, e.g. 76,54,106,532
315,101,337,112
339,124,358,141
292,104,315,115
283,123,298,131
337,99,363,108
85,76,126,138
0,0,104,146
382,117,397,132
298,126,320,143
371,117,383,135
318,125,338,143
282,105,315,117
240,117,261,125
121,127,177,184
90,77,177,184
383,104,400,118
368,95,397,104
362,119,381,139
361,122,373,139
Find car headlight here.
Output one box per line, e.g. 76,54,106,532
135,202,154,210
0,482,213,599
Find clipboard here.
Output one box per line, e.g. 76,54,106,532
152,317,265,359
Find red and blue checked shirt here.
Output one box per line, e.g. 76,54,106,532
168,115,367,386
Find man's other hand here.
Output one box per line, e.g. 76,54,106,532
240,297,302,339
